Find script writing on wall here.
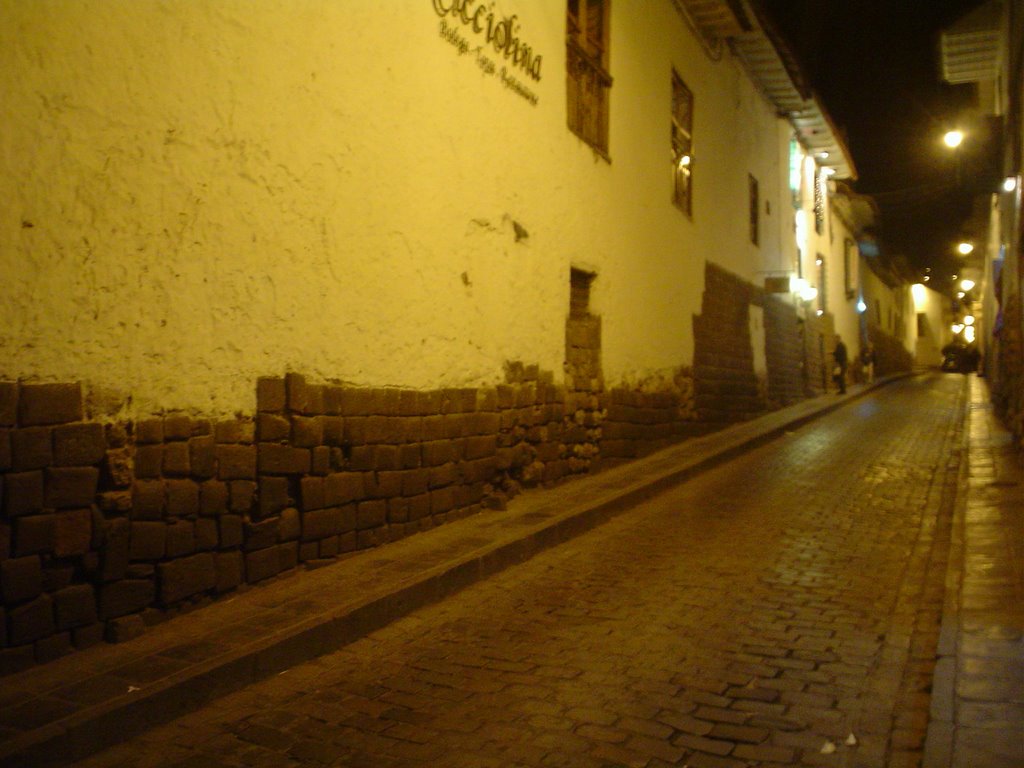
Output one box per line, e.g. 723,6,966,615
432,0,542,106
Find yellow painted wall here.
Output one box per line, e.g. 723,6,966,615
1,0,790,418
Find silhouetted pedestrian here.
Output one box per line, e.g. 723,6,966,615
833,337,848,394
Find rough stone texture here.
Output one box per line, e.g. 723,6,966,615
8,595,54,645
158,552,216,605
245,546,281,583
763,294,805,408
52,422,106,466
12,513,55,556
98,579,155,620
11,427,53,471
53,584,98,630
0,382,17,426
692,262,765,426
53,507,92,557
18,383,83,426
1,555,43,603
4,470,45,517
45,466,99,508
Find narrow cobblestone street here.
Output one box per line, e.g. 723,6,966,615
70,374,966,768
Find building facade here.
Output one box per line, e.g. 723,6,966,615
0,0,907,669
940,0,1024,440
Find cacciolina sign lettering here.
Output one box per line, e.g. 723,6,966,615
431,0,543,83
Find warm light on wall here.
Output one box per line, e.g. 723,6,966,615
957,242,974,255
965,326,976,343
1004,177,1018,193
964,315,975,326
911,283,927,309
952,323,965,334
857,299,867,313
960,279,975,291
791,277,818,303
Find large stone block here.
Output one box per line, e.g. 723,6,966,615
213,418,254,444
244,517,279,551
98,517,131,582
215,551,243,592
324,472,363,506
0,382,17,426
228,480,255,512
0,429,9,472
163,414,192,441
18,383,82,426
158,552,216,605
11,427,53,471
219,515,243,549
53,423,106,466
291,416,323,448
257,413,290,442
301,506,344,541
216,444,257,480
195,517,218,551
162,441,191,476
1,555,43,603
165,520,196,558
53,584,97,630
299,476,324,511
53,512,93,561
189,435,217,479
259,442,310,476
8,595,54,645
257,476,290,518
165,479,199,517
98,579,154,620
364,471,402,499
134,444,165,478
256,377,286,413
279,507,301,542
356,500,387,530
103,448,133,488
12,513,55,556
135,418,164,444
130,481,165,524
244,546,280,583
45,467,98,508
199,480,228,516
129,521,167,561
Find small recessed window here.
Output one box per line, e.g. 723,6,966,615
671,71,693,217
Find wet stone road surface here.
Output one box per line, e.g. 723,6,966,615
72,375,965,768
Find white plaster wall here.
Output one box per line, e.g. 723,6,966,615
1,0,790,418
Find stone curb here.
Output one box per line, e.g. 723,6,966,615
0,376,907,767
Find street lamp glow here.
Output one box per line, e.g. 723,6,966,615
856,299,867,313
961,279,975,291
952,323,965,334
943,130,964,148
1004,177,1018,192
964,315,975,326
957,242,974,255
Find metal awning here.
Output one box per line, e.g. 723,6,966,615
940,0,1002,84
673,0,857,180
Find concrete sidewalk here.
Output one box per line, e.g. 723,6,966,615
924,375,1024,768
0,372,967,767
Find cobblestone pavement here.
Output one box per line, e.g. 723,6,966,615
70,375,965,768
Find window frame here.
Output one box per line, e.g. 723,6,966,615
671,70,693,217
566,0,612,157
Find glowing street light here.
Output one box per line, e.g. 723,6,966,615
957,242,974,256
943,130,964,148
1004,177,1018,193
961,279,975,291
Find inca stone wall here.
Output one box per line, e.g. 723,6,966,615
763,294,805,408
692,263,766,427
0,368,596,675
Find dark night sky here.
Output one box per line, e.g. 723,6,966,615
761,0,989,287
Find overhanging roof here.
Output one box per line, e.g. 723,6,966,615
673,0,857,180
939,0,1002,84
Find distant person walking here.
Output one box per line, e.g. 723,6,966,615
861,343,875,383
833,336,848,394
